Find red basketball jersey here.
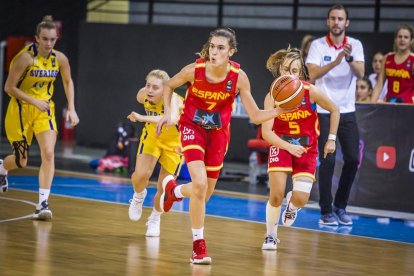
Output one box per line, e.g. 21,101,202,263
272,82,320,147
385,52,414,103
180,58,240,128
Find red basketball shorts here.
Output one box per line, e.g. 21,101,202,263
267,143,318,180
179,120,230,179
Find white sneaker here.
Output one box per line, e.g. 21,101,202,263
282,191,300,227
0,159,8,193
261,235,279,250
128,189,147,221
145,213,160,237
33,200,53,221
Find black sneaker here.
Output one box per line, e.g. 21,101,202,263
33,200,53,221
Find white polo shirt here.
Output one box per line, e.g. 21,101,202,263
306,35,364,114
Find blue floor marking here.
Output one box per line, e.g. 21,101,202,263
7,175,414,244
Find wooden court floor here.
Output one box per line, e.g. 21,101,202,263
1,169,414,275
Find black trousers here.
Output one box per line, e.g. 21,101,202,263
317,112,360,214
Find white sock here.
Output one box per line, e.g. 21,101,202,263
134,189,147,200
150,208,162,219
174,185,184,199
266,201,281,237
192,227,204,241
288,200,298,211
39,189,50,205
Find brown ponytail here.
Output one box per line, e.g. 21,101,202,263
36,15,56,35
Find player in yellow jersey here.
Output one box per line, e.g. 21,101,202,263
127,69,183,237
0,15,79,220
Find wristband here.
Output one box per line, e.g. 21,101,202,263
328,134,336,141
345,56,354,63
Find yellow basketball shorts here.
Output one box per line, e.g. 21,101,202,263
5,98,58,145
137,131,183,176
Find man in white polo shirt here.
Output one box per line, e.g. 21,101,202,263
306,4,364,226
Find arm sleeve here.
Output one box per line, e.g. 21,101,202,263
306,40,320,66
353,39,365,62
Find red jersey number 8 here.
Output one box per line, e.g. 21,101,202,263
393,81,400,93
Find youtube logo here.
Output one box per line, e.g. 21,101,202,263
376,146,396,170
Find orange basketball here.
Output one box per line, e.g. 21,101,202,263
270,75,305,108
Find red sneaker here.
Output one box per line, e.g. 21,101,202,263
190,239,212,264
160,175,182,212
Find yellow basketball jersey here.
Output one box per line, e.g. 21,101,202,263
142,92,182,140
9,43,59,101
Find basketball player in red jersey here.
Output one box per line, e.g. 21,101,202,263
261,47,339,250
156,28,289,264
371,24,414,104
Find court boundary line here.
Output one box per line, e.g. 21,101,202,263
0,196,37,223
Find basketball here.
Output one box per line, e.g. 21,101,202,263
270,75,305,108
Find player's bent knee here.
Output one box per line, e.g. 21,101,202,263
131,170,151,186
269,194,284,206
42,149,55,161
292,177,313,194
